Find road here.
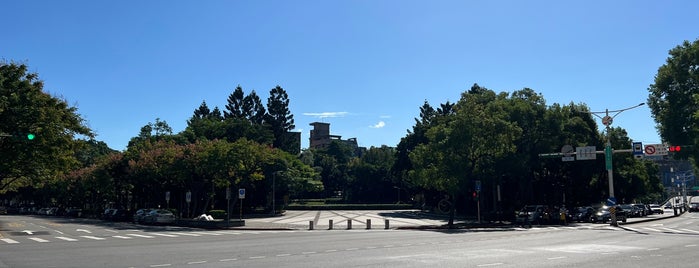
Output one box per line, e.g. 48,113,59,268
2,210,699,268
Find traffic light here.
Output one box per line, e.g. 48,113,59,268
26,133,35,140
668,145,681,152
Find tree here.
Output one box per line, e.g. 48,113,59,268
0,61,93,193
224,86,245,119
409,87,522,225
265,85,295,152
243,90,266,124
648,38,699,165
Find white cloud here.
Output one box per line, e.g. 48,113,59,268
303,112,349,118
370,121,386,129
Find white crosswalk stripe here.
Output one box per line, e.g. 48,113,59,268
127,233,155,238
1,238,20,244
168,232,201,237
680,228,699,234
150,233,179,237
55,236,78,242
81,236,106,240
28,237,50,243
112,235,133,239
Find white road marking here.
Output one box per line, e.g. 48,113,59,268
302,251,317,254
477,263,504,267
642,227,661,232
168,232,201,237
81,236,106,240
149,264,171,267
277,254,292,257
112,236,133,239
128,234,155,238
660,227,681,233
680,228,699,234
249,256,266,259
189,232,222,236
186,261,206,264
1,238,19,244
55,236,78,242
150,233,178,237
219,258,237,262
28,237,50,243
547,256,567,260
685,244,697,247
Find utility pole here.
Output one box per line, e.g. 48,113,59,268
583,103,645,226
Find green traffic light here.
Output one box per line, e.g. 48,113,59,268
27,133,35,140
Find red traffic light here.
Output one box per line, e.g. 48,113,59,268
668,145,681,152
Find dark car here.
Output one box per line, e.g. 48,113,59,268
591,206,627,223
689,203,699,212
632,204,649,217
571,206,595,222
515,205,549,225
111,209,133,222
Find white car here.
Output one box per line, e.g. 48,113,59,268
143,209,176,224
649,204,664,214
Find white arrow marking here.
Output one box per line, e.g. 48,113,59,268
22,230,34,235
76,229,92,234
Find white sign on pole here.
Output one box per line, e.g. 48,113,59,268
186,191,192,203
238,188,246,199
644,144,668,156
576,146,597,160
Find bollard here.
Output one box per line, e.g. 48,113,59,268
329,219,333,230
366,219,371,229
347,219,352,229
309,220,314,230
385,219,390,229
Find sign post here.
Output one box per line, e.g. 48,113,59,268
226,187,231,225
165,191,170,209
238,188,246,220
185,191,191,218
475,180,481,224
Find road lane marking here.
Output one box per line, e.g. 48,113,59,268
249,256,266,259
28,237,50,243
1,238,19,244
642,227,661,232
81,236,106,240
324,250,337,253
190,232,222,236
477,263,504,267
168,232,201,237
186,261,207,264
547,257,566,260
302,251,317,254
685,244,697,247
219,259,237,262
150,233,178,237
346,248,359,251
55,237,78,241
149,264,172,267
680,229,699,234
128,234,155,238
112,235,133,239
660,227,681,233
647,248,660,251
277,254,292,257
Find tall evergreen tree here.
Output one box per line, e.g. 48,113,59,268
224,86,245,119
266,85,295,150
243,90,266,124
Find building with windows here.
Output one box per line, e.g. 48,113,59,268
308,122,359,152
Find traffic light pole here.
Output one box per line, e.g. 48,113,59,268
586,103,645,227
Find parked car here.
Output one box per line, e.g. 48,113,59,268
649,204,664,214
133,208,152,223
591,206,627,223
110,209,133,222
142,209,176,224
65,207,83,217
0,206,7,215
621,204,641,218
571,206,595,223
515,205,549,225
632,204,649,217
689,203,699,212
101,208,117,220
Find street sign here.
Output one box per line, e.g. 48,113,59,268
561,145,575,162
238,188,246,199
632,142,643,159
606,197,617,206
475,180,481,192
186,191,191,203
644,144,668,156
605,146,613,170
576,146,597,160
165,191,170,202
226,187,231,200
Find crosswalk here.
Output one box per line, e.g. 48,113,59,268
518,225,699,235
0,230,294,245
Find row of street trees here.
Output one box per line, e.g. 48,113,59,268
2,38,696,220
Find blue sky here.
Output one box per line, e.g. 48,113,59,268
2,1,697,151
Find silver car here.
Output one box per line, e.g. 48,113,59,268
143,209,176,224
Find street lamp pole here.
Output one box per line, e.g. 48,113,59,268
586,102,645,226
